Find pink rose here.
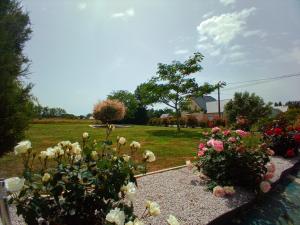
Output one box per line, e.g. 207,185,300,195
198,143,205,150
236,129,249,137
223,130,231,136
264,172,274,180
228,137,237,143
213,186,225,197
266,162,275,173
260,181,271,193
211,140,224,152
198,150,205,157
266,148,275,156
207,139,213,147
212,127,221,133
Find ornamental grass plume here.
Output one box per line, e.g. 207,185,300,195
93,99,126,123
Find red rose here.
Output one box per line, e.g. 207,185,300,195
286,149,295,158
287,126,294,132
294,134,300,143
274,128,282,135
265,130,273,135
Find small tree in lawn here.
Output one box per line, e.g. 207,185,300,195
224,92,272,128
137,52,218,132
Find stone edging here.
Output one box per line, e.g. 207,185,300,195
135,165,187,179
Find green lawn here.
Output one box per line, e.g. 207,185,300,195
0,123,204,178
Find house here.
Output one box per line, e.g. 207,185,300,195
183,96,230,121
160,113,172,119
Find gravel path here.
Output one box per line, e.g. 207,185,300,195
2,156,298,225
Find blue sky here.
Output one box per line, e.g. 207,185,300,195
22,0,300,115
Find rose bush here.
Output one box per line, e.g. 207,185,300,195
192,127,273,193
6,126,160,225
263,118,300,157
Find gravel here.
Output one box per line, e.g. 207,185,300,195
1,156,298,225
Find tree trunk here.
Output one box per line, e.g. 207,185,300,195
175,110,181,132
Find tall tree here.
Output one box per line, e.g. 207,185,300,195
138,52,218,131
0,0,33,155
224,92,272,127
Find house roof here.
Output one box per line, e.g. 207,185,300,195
192,96,216,111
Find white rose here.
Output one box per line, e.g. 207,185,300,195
74,154,82,162
71,142,82,155
121,182,136,201
143,150,156,162
14,140,31,155
167,215,180,225
105,208,125,225
46,147,55,159
91,151,98,160
39,151,48,159
130,141,141,149
42,173,51,183
58,140,71,148
118,137,126,145
5,177,25,193
146,200,160,216
82,132,89,139
53,146,64,157
123,154,131,162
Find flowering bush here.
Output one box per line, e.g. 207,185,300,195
263,118,300,157
6,126,160,225
192,127,272,193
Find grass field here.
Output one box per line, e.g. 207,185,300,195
0,123,204,178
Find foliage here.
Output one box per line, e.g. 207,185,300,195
147,108,175,119
285,101,300,108
283,108,300,124
9,127,157,225
224,92,272,128
108,90,139,123
0,0,34,155
32,104,69,119
193,127,272,192
137,52,218,131
186,115,198,128
93,99,126,123
263,116,300,157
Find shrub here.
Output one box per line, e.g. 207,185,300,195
263,117,300,157
93,99,126,123
7,126,158,225
198,119,208,128
192,127,272,193
161,117,170,127
186,115,198,128
224,92,272,128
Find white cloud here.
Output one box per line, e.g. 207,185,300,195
197,7,256,46
196,7,256,64
111,8,135,19
77,2,87,11
220,0,236,6
243,30,267,38
174,49,189,55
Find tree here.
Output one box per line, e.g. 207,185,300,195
0,0,34,155
224,92,272,127
107,90,138,123
286,101,300,108
137,53,218,131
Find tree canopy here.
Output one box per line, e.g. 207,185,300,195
137,52,218,131
0,0,34,155
224,92,272,127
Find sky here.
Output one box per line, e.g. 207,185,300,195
22,0,300,115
